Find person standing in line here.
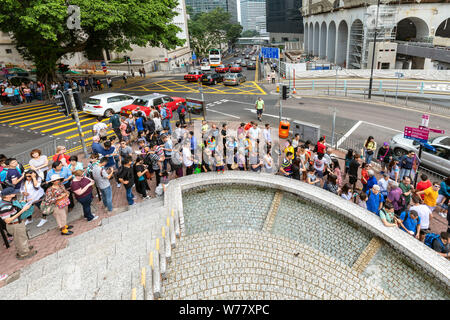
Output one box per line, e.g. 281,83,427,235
133,156,150,200
363,136,377,165
44,174,73,236
0,188,37,260
177,101,187,126
377,142,393,174
263,123,272,153
399,150,415,181
109,112,122,142
118,157,135,206
71,170,98,222
92,157,114,213
255,97,264,122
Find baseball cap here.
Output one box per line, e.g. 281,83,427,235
384,142,389,146
0,187,18,197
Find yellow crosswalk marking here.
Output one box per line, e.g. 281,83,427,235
7,111,62,125
50,118,109,135
23,114,90,128
0,104,55,117
0,108,59,122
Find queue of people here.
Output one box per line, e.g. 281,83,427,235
1,111,449,262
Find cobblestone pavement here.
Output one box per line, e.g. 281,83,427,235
162,230,392,300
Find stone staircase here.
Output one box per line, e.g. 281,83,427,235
0,197,181,300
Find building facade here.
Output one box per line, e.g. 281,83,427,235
240,0,266,31
186,0,238,22
266,0,303,43
302,0,450,70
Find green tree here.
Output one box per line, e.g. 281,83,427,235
0,0,184,84
188,8,242,58
241,30,260,38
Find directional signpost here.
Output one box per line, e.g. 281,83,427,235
101,60,107,74
395,72,404,103
404,114,445,187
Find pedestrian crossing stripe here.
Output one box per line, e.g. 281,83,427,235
125,79,266,95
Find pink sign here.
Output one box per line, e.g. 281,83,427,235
419,126,445,134
421,114,430,127
404,126,429,140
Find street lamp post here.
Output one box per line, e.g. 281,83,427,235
368,0,381,100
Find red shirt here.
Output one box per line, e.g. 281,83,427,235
416,180,432,200
52,153,70,164
317,142,326,154
361,169,369,184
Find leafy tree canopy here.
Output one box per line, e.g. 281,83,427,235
0,0,184,83
188,7,242,57
241,30,260,38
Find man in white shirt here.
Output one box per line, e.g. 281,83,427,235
182,144,194,175
410,194,432,241
378,173,390,198
248,122,261,151
93,117,108,141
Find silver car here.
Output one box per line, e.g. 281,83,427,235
389,134,450,176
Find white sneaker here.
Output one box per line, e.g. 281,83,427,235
25,219,33,226
117,183,121,188
89,215,99,222
439,212,447,219
36,219,47,227
144,196,151,200
0,274,7,281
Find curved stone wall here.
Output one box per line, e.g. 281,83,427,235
183,185,275,235
161,172,450,300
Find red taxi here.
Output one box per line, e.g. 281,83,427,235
121,93,186,117
230,64,242,73
184,70,204,82
215,64,230,73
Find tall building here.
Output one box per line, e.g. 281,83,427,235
266,0,303,43
240,0,266,32
302,0,450,70
186,0,238,22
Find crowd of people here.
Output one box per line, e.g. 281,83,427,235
1,106,449,264
0,80,46,106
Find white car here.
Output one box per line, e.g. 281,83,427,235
83,93,138,117
200,62,211,71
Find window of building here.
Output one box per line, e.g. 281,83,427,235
380,63,390,69
282,37,289,41
5,49,12,54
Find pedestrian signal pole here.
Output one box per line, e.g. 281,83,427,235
68,89,88,155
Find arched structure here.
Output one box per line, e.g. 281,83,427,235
304,24,309,52
320,21,327,59
396,17,430,41
309,22,314,54
314,22,320,56
348,19,363,69
336,20,348,67
436,18,450,38
327,21,336,63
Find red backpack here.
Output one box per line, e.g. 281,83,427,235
165,106,173,120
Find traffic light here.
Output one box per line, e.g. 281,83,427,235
72,91,83,111
282,85,290,100
55,91,72,116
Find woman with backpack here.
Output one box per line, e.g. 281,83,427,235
120,117,130,142
363,136,377,164
387,180,405,216
133,156,150,200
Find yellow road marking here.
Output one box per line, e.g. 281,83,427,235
18,115,68,127
0,104,54,116
0,108,58,121
9,112,65,125
50,118,109,135
0,111,58,123
30,115,88,130
166,79,197,93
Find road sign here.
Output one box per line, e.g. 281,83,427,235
192,53,196,60
421,114,430,127
419,126,445,134
404,126,429,144
101,61,106,67
395,72,404,78
261,47,279,59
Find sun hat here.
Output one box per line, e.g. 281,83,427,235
0,187,19,197
49,174,64,183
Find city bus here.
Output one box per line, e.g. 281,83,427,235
209,49,222,68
